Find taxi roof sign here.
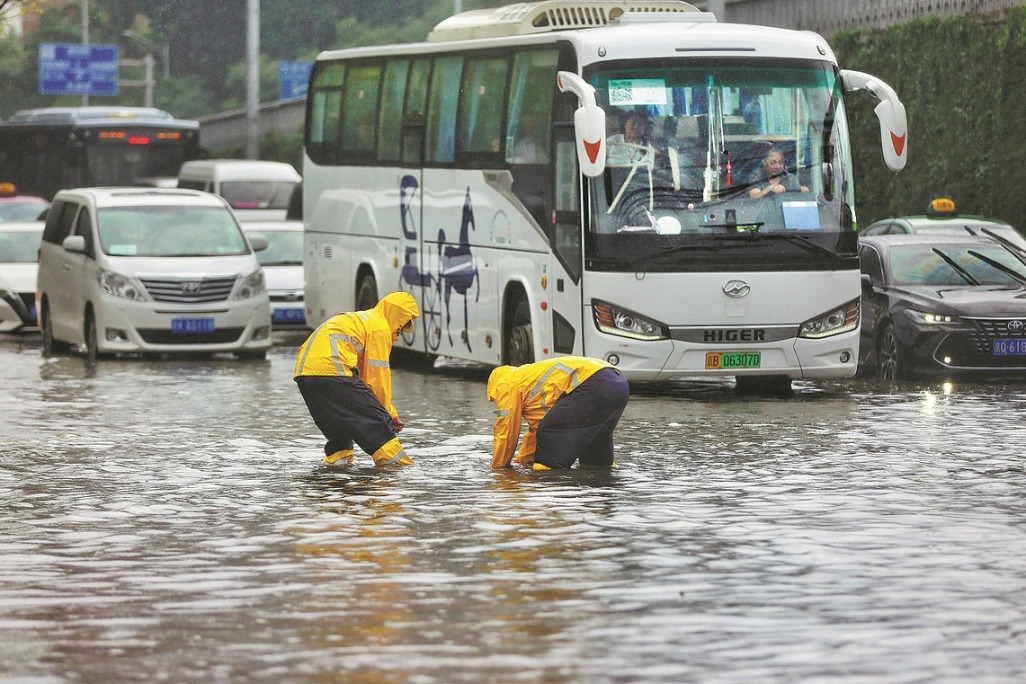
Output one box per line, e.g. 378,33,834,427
0,182,17,197
927,197,957,218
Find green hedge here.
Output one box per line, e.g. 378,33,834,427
832,7,1026,227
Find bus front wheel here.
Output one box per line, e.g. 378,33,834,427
506,298,534,367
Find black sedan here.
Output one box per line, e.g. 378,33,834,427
859,234,1026,380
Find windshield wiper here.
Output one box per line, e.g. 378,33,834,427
747,231,846,270
627,242,725,271
932,248,980,285
966,249,1026,286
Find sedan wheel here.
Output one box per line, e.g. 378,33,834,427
876,323,908,381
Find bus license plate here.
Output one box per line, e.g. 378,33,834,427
706,351,761,369
172,317,215,334
993,339,1026,356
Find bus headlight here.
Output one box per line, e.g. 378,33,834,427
234,270,266,300
799,299,859,339
592,299,667,341
98,270,146,301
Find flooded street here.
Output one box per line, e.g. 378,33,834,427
1,332,1025,683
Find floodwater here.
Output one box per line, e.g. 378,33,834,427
1,331,1025,683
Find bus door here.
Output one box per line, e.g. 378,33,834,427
547,129,586,356
396,58,433,353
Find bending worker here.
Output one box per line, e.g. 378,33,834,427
487,356,629,470
294,291,420,466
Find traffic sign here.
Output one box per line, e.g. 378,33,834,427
279,61,313,100
39,43,119,96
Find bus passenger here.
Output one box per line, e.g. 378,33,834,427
294,291,420,467
748,146,809,198
487,356,630,470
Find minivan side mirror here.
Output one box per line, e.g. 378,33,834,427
247,234,269,251
62,235,86,253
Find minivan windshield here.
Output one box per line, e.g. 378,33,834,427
98,206,250,257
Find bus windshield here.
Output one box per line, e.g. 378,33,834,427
586,58,854,271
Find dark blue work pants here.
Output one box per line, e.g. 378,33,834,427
534,368,629,469
295,375,396,457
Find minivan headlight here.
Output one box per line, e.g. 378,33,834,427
799,299,859,339
99,270,147,301
234,269,266,300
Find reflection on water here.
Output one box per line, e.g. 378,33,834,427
1,333,1025,682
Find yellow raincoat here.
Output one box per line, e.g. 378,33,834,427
487,356,613,469
294,291,419,419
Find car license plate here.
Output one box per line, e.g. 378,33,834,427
273,308,305,322
172,317,215,334
993,338,1026,356
705,351,761,369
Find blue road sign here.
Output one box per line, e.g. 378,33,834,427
39,43,119,96
279,61,313,100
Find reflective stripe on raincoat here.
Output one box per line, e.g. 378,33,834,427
294,291,419,418
487,356,613,469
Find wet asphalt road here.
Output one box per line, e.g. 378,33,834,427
1,330,1025,683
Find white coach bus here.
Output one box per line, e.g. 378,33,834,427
302,0,907,391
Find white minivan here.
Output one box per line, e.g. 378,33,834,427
36,187,272,361
176,159,301,222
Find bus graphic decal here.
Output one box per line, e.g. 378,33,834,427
439,188,480,352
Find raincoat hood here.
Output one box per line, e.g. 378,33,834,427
376,291,420,331
487,365,515,402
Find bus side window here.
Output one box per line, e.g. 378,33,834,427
458,56,508,159
426,56,463,164
378,60,410,163
306,62,345,165
402,59,432,166
505,49,558,165
341,62,382,157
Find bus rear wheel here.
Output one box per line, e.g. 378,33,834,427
506,298,534,367
356,274,378,311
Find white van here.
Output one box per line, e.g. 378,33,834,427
36,187,272,361
176,159,301,222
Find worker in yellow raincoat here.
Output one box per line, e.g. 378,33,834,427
294,291,419,466
487,356,629,470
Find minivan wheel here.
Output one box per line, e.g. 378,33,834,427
41,300,70,357
84,310,100,364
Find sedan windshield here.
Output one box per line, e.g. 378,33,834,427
585,58,855,273
98,206,249,257
0,228,43,263
250,230,303,266
889,244,1026,286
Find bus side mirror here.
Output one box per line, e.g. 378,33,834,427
556,71,606,178
840,70,908,172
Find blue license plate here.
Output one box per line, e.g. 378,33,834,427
273,308,306,322
172,317,215,334
993,338,1026,356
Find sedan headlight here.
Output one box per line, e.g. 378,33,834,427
905,310,965,327
799,299,859,339
99,271,146,301
592,299,667,341
233,269,266,300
